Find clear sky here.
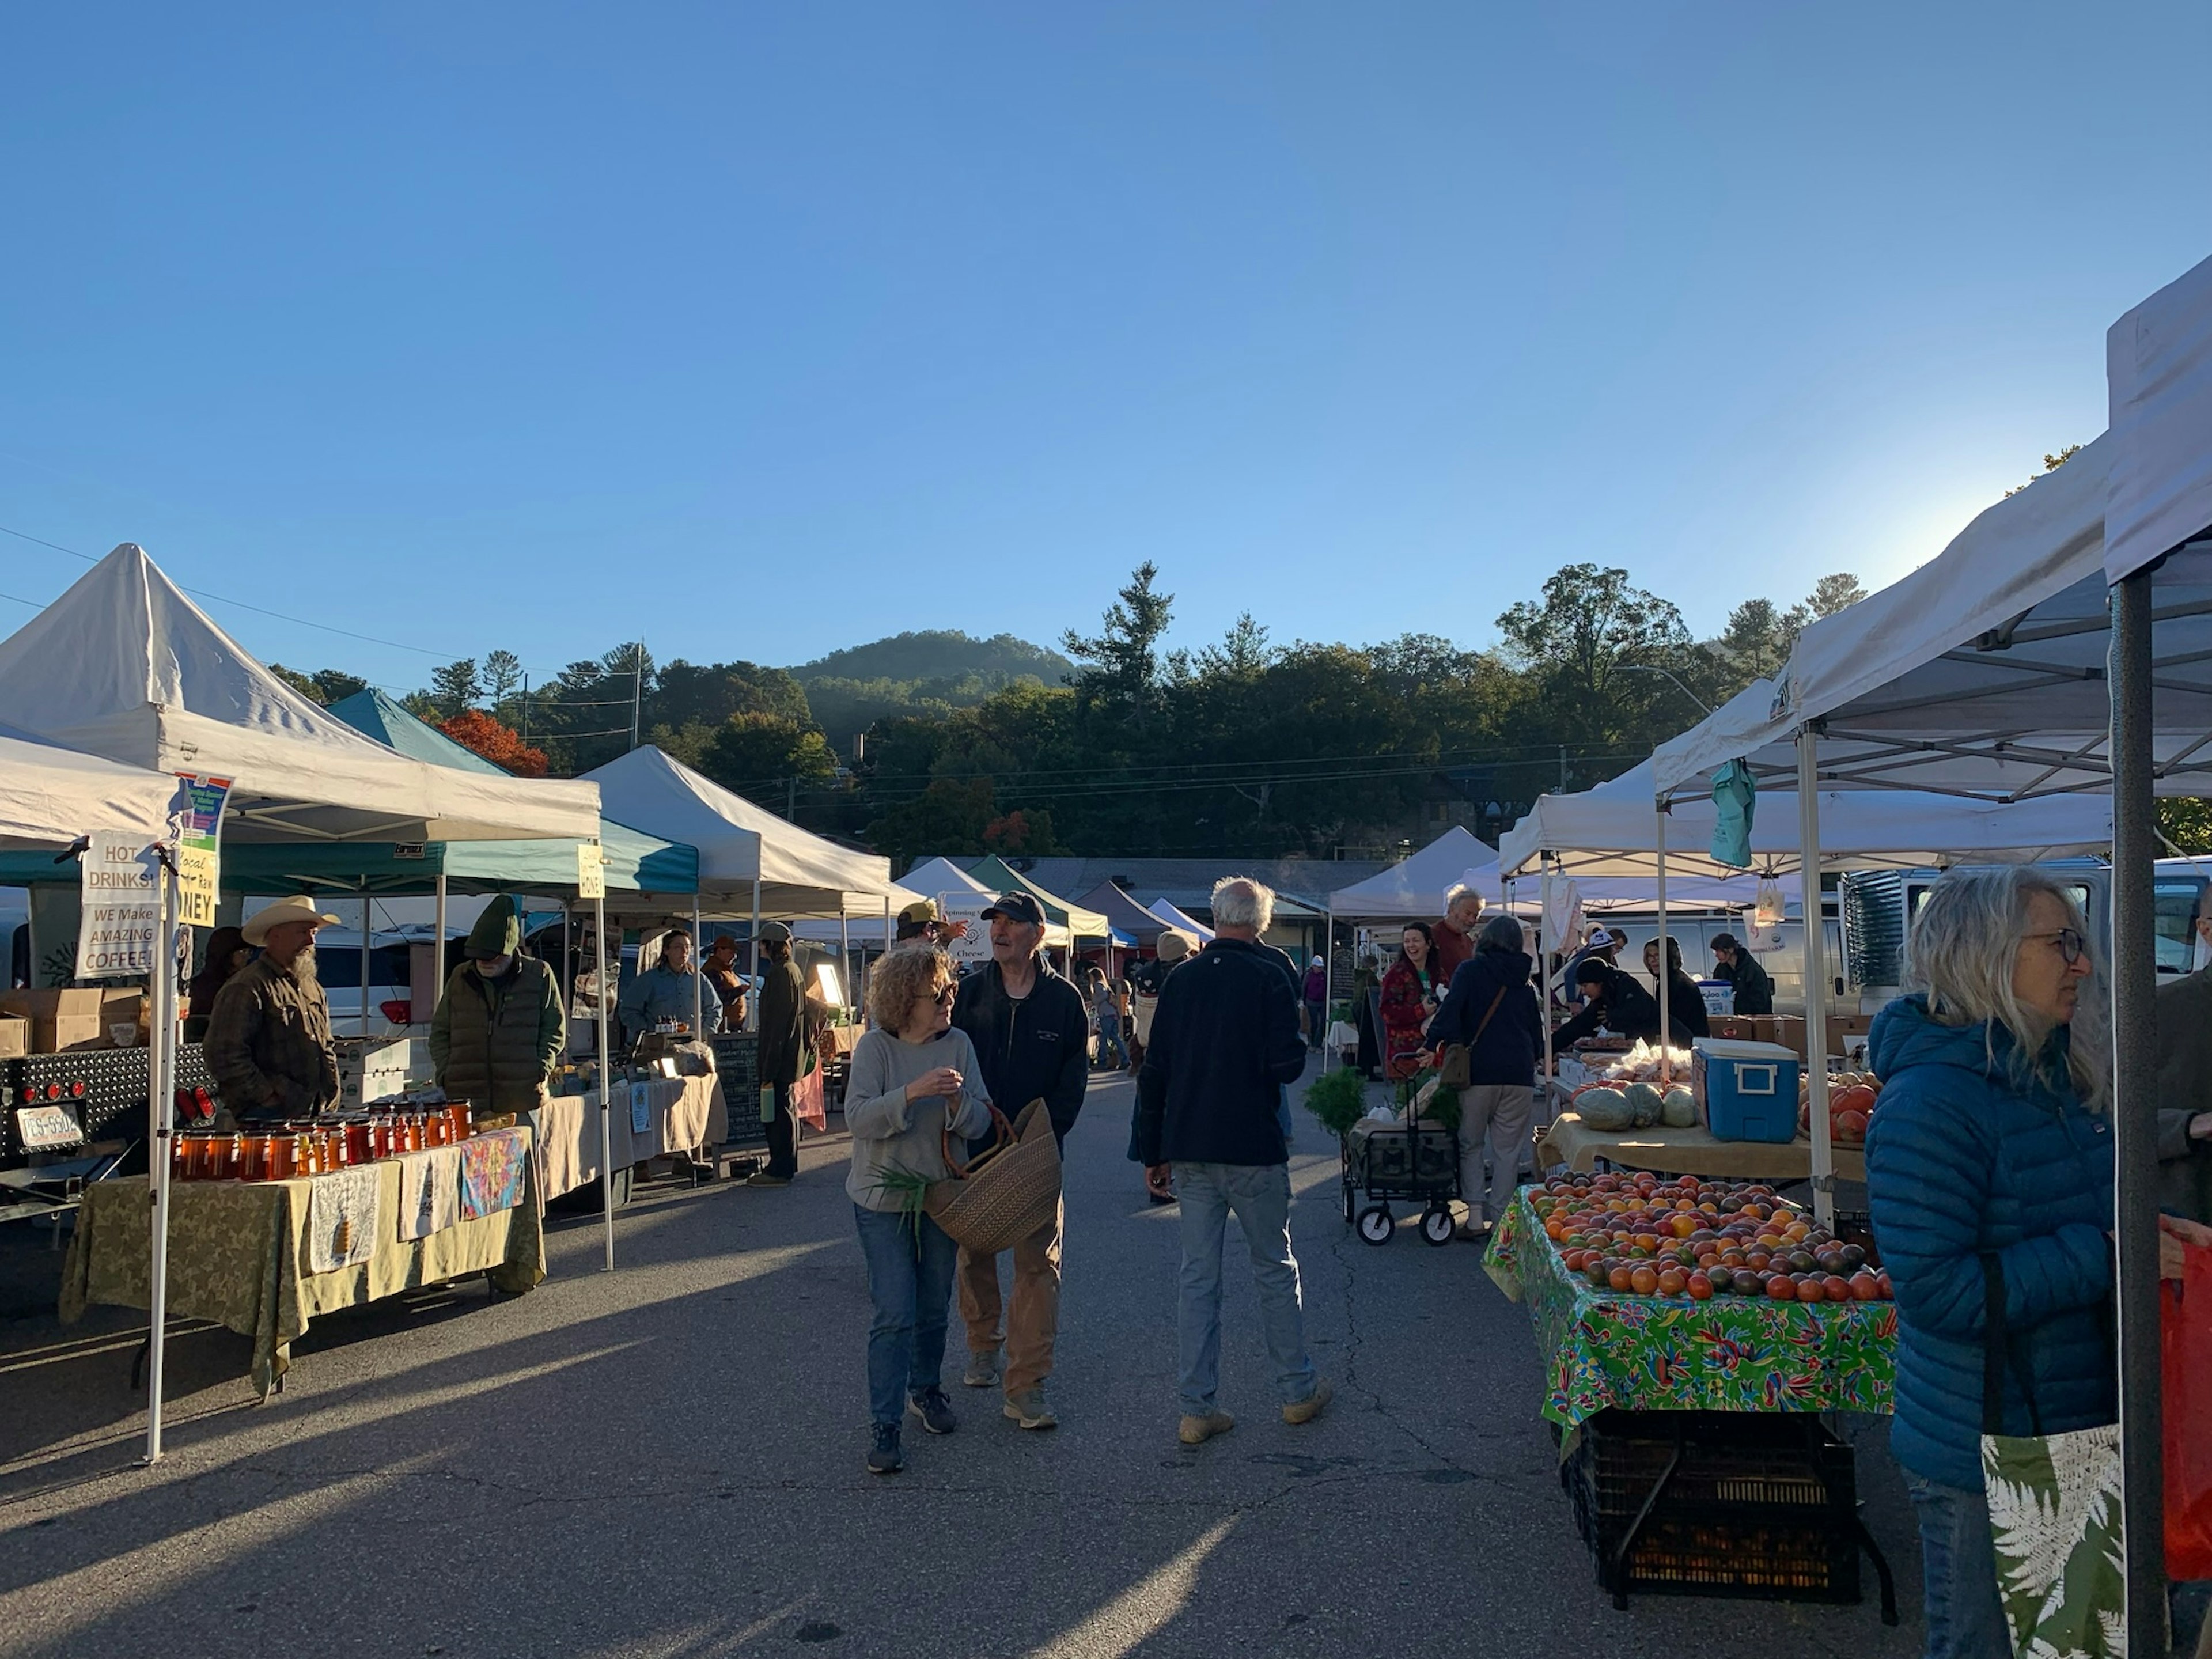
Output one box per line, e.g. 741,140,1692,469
1,3,2207,695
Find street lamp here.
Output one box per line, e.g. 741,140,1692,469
1616,663,1714,714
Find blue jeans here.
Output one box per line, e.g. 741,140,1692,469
1904,1473,2010,1659
852,1204,959,1429
1096,1014,1127,1069
1173,1161,1317,1416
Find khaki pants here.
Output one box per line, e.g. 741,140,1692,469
1457,1083,1535,1226
957,1196,1064,1397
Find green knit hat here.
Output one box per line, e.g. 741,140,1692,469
467,895,520,960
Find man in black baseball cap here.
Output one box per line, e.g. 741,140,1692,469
950,889,1089,1429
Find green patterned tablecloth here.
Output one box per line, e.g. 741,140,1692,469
1482,1189,1895,1429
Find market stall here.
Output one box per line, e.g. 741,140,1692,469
0,546,598,1462
60,1124,542,1398
535,1051,729,1199
1482,1172,1900,1613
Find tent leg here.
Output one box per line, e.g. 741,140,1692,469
595,893,615,1273
839,913,850,1018
1539,868,1554,1097
692,895,703,1035
1323,901,1335,1069
433,873,447,1013
2110,569,2167,1647
361,895,373,1039
142,861,180,1465
748,880,762,1033
560,903,571,1029
1797,731,1834,1230
1655,805,1671,1085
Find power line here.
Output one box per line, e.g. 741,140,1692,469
0,521,465,660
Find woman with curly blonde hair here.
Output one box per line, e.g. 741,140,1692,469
844,946,994,1475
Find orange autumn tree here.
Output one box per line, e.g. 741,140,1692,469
438,709,549,777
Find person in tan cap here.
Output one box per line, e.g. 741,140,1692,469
204,895,342,1126
895,898,969,947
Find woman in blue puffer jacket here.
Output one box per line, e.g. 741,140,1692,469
1866,866,2116,1659
1423,915,1546,1240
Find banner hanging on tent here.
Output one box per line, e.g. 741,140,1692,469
172,774,231,929
77,832,161,977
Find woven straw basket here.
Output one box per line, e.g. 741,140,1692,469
926,1098,1062,1255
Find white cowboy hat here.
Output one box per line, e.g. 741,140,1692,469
241,895,342,946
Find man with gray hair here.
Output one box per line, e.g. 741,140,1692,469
1431,882,1484,984
1137,876,1328,1446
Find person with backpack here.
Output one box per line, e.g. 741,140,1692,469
1423,914,1544,1240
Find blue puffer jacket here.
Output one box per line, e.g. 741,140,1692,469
1865,997,2116,1490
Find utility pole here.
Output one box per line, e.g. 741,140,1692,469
520,674,529,746
786,775,797,822
1559,744,1568,790
629,640,643,751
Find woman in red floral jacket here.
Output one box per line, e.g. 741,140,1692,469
1378,922,1442,1081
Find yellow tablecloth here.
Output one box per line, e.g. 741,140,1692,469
1537,1110,1867,1184
531,1074,728,1201
59,1127,543,1397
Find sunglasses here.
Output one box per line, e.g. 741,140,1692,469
926,984,957,1003
2026,927,2088,965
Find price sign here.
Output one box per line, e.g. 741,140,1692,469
578,844,606,900
172,775,231,929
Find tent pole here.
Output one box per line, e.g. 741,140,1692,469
594,892,615,1272
839,912,850,1017
433,873,447,1012
361,894,373,1039
2109,569,2166,1646
1655,804,1671,1086
1539,866,1554,1099
141,857,180,1465
561,903,571,1024
1797,730,1834,1230
747,879,762,1033
692,894,703,1035
1323,900,1334,1068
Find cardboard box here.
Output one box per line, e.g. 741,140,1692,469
1772,1016,1808,1060
0,1016,27,1059
1709,1016,1759,1041
0,990,109,1052
1827,1014,1874,1058
0,988,104,1021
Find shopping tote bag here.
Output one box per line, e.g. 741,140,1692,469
791,1058,827,1133
1978,1255,2125,1658
2164,1218,2212,1581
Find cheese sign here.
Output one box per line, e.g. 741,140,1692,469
77,832,161,978
16,1104,85,1152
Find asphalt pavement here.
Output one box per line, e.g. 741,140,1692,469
0,1057,1927,1658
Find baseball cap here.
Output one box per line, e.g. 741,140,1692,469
1157,930,1192,962
980,891,1045,926
758,922,793,945
897,898,940,926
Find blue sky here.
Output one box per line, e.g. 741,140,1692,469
1,3,2207,695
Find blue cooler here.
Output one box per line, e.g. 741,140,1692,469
1692,1039,1801,1143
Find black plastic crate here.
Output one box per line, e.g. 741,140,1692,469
1562,1410,1891,1613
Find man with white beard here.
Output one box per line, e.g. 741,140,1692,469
204,895,343,1127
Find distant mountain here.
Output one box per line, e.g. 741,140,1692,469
789,631,1073,688
786,631,1075,753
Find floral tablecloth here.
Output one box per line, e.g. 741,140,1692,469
1482,1188,1895,1429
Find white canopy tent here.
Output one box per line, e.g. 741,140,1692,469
900,855,1073,949
1146,899,1214,943
0,547,601,843
0,726,180,850
0,544,603,1471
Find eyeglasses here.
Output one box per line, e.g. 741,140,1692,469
2026,927,2087,965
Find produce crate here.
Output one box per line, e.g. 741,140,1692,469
1560,1409,1894,1619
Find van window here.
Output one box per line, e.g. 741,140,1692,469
313,945,411,987
2156,879,2207,975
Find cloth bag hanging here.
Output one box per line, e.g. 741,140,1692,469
2163,1219,2212,1580
1977,1255,2126,1658
791,1055,828,1132
1709,759,1757,870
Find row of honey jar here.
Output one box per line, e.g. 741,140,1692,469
171,1105,476,1183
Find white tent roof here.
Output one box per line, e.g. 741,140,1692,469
1513,740,2114,881
0,725,180,850
2108,252,2212,584
1647,442,2176,802
1324,827,1499,919
1146,899,1214,942
0,546,601,843
579,745,908,918
902,856,994,899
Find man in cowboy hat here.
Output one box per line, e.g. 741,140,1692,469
429,895,565,1118
204,895,343,1126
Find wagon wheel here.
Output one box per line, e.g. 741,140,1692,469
1357,1205,1395,1245
1420,1206,1455,1247
1342,1179,1357,1225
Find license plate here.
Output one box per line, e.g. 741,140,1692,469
16,1104,85,1152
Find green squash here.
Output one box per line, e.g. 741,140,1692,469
1623,1081,1664,1128
1661,1086,1698,1128
1577,1087,1634,1132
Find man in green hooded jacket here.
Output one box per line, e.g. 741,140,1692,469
430,896,566,1115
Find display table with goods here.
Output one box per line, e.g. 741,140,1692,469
535,1062,729,1202
1539,1041,1881,1186
60,1119,542,1398
1483,1172,1900,1615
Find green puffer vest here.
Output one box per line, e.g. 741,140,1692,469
433,959,562,1115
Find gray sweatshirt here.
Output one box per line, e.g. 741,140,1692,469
844,1025,995,1211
